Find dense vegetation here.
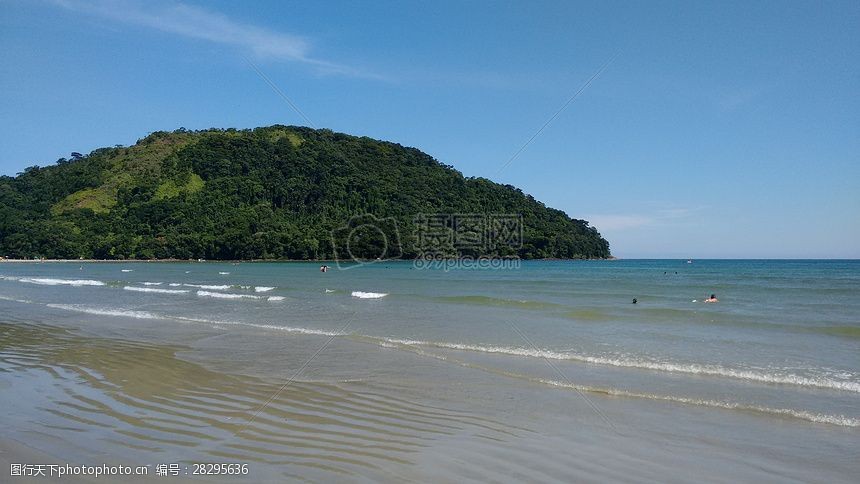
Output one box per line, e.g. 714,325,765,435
0,126,610,260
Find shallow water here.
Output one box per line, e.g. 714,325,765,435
1,260,858,481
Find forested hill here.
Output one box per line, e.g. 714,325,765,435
0,126,610,260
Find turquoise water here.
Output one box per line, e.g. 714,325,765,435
1,259,858,481
2,260,859,423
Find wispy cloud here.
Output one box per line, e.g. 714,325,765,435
51,0,379,78
586,206,705,232
585,214,654,231
718,85,764,112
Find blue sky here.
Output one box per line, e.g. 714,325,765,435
1,0,858,258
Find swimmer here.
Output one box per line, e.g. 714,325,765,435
704,294,718,303
632,298,638,304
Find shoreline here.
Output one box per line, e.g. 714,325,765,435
0,257,617,263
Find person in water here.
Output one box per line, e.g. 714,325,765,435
632,298,638,304
704,294,718,303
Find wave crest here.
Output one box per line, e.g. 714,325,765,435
352,291,388,299
537,378,860,427
184,284,231,290
383,338,860,393
196,290,261,300
19,278,105,286
123,286,189,294
46,304,158,320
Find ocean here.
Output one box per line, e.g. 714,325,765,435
1,260,858,482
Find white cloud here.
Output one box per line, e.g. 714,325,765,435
718,85,764,112
51,0,375,77
655,207,698,219
585,214,654,231
586,206,705,232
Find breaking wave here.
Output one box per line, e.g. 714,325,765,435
123,286,189,294
352,291,388,299
184,284,231,290
196,290,261,300
172,316,343,337
0,295,32,304
18,278,105,287
382,338,860,393
537,378,860,427
46,304,158,320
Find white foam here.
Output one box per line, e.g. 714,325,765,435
123,286,189,294
196,290,261,300
352,291,388,299
0,295,32,304
325,289,336,293
46,304,158,320
46,303,338,336
121,269,133,272
168,283,182,287
18,278,105,287
255,286,275,293
267,296,285,301
537,378,860,427
383,339,860,393
142,282,162,286
219,272,230,275
183,284,231,290
173,316,342,337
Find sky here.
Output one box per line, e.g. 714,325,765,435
1,0,858,258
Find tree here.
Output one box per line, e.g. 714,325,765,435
0,126,610,260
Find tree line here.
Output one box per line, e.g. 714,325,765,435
0,126,610,260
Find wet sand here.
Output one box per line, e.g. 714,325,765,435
3,318,858,483
0,322,526,482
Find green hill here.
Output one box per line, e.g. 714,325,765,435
0,126,610,260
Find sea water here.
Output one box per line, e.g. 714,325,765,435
1,260,858,481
